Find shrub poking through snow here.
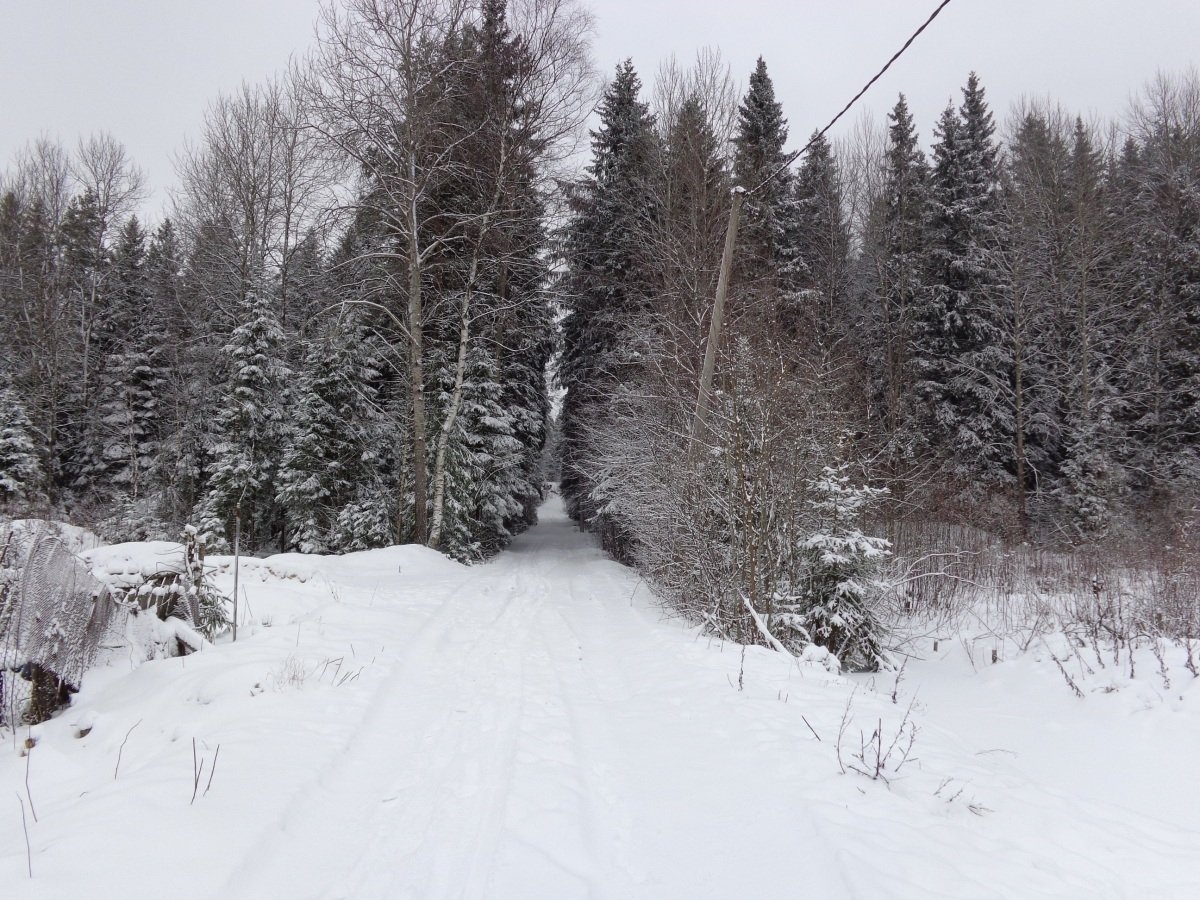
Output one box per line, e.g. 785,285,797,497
789,467,891,671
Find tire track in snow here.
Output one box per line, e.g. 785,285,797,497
529,597,645,896
221,563,527,899
330,569,534,899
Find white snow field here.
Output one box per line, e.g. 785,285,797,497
3,496,1199,899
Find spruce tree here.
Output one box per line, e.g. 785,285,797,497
559,60,656,522
654,92,731,313
795,467,890,672
1128,122,1200,487
93,217,168,511
194,288,287,551
790,131,850,341
284,229,327,345
146,219,209,527
0,377,43,505
428,342,524,561
732,57,798,292
20,197,76,495
916,74,1013,503
868,95,930,479
1000,110,1073,530
277,316,387,553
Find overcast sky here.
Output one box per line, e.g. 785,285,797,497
2,0,1198,217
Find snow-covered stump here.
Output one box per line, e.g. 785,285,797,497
85,528,228,661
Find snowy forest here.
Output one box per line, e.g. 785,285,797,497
4,2,1200,895
2,0,1199,672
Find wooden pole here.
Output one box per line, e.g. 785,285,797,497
232,505,241,642
688,187,745,465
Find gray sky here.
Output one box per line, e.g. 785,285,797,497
3,0,1198,216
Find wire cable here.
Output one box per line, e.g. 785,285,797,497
747,0,955,195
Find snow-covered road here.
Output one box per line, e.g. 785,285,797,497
3,496,1199,898
226,501,651,899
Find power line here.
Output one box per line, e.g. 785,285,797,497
748,0,955,195
690,0,956,461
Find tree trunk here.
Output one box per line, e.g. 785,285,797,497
428,288,472,551
1013,347,1028,535
407,221,428,545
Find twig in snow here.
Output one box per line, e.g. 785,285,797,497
836,692,918,784
802,715,821,742
24,737,37,822
882,699,919,774
16,793,31,878
191,738,205,805
1049,652,1084,699
114,719,142,780
835,690,856,775
890,656,908,704
1150,638,1171,691
204,746,220,798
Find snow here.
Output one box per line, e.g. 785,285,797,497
83,540,191,589
3,497,1199,898
5,518,104,555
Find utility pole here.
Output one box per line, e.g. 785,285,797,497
231,503,241,642
687,187,745,465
